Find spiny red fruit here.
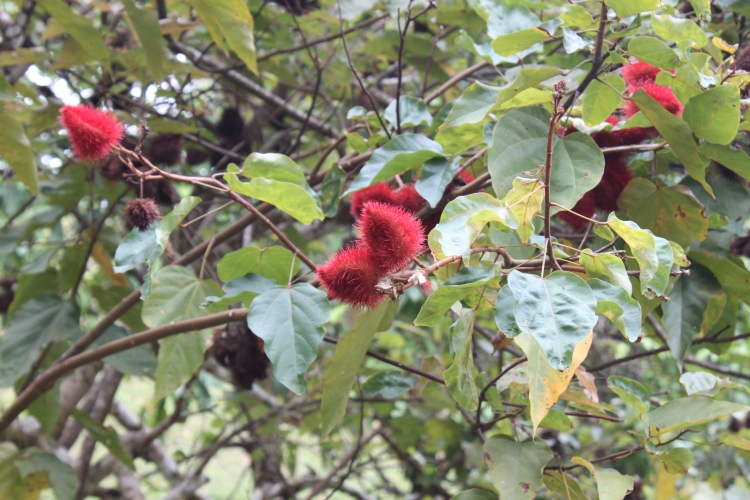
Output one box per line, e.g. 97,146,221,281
590,157,633,213
316,243,383,308
59,105,124,161
125,198,160,231
557,192,595,231
622,61,662,91
625,81,683,118
358,201,425,273
392,184,426,213
349,183,396,218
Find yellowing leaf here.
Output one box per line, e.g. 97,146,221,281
515,331,593,436
713,37,738,54
90,243,129,288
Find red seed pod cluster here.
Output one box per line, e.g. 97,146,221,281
558,60,683,230
317,202,424,308
59,105,124,161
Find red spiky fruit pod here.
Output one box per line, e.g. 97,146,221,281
557,192,595,231
392,183,426,213
358,201,425,273
624,82,683,118
458,170,475,184
590,156,633,213
59,105,124,161
317,243,383,308
622,61,662,92
349,183,396,219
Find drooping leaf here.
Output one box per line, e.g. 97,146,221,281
415,157,460,208
580,249,632,295
444,308,478,410
247,283,331,394
185,0,257,73
683,85,740,145
226,173,323,225
70,408,134,469
698,142,750,182
645,396,750,436
508,271,598,370
631,89,712,195
217,245,301,283
515,331,592,435
618,178,708,248
321,301,395,437
607,215,659,297
414,286,471,327
0,113,38,194
36,0,109,61
488,107,604,209
122,0,165,78
607,375,650,413
154,331,206,402
484,435,553,499
582,74,626,126
572,457,635,500
627,37,681,70
589,279,643,341
0,294,80,387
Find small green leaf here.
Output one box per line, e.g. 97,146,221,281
582,75,625,126
37,0,109,61
491,28,547,57
589,279,643,341
539,409,573,431
645,396,750,436
0,48,49,67
580,249,632,294
247,283,331,394
561,5,594,29
607,215,659,297
361,371,417,399
185,0,257,73
415,157,460,208
605,0,660,17
631,89,712,195
485,435,553,499
0,113,38,194
384,96,433,128
508,270,598,370
572,457,635,500
505,176,544,243
226,173,323,224
321,301,395,437
444,309,478,410
345,134,444,194
543,471,587,500
70,408,134,470
607,375,650,413
217,246,300,283
719,433,750,451
651,14,708,48
154,331,206,402
414,286,470,327
683,85,740,145
628,37,681,70
146,118,197,134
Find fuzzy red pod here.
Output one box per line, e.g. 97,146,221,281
590,156,633,213
59,105,124,161
125,198,161,231
624,82,683,118
557,192,595,231
392,183,426,213
358,201,425,273
622,61,662,92
316,243,383,308
349,183,396,219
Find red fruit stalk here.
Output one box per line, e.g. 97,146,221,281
59,105,124,161
316,243,383,308
357,202,425,273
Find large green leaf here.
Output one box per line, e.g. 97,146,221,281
495,286,522,337
415,157,460,208
441,67,562,129
607,215,659,297
488,107,605,208
154,331,207,402
582,75,625,126
627,37,681,70
516,331,592,434
15,452,76,500
689,250,750,305
384,96,433,128
90,325,157,377
444,308,478,410
508,270,598,370
217,245,300,283
361,371,416,399
698,142,750,182
185,0,257,73
572,457,634,500
683,85,740,145
247,283,331,394
645,396,750,436
429,193,516,263
0,294,80,387
662,265,724,365
589,279,642,341
580,249,632,294
70,408,134,469
451,489,498,500
122,0,165,78
491,28,547,57
142,266,223,328
607,375,650,413
631,89,712,195
345,134,444,194
226,173,323,225
605,0,659,17
651,14,707,48
321,301,395,437
0,113,38,194
239,153,306,185
543,471,587,500
484,435,553,499
36,0,109,61
618,178,708,248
